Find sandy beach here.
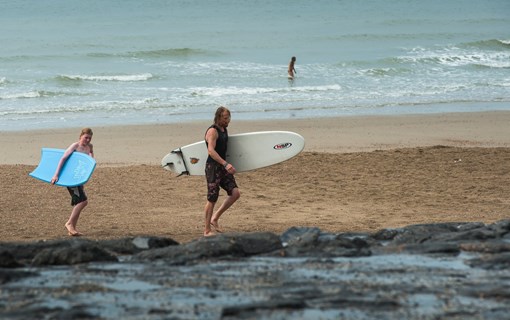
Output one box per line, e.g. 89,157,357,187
1,111,510,244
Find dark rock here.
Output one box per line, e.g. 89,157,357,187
99,236,178,255
488,219,510,236
52,307,97,320
2,220,510,319
0,239,76,262
0,250,23,268
136,232,282,264
466,252,510,270
460,241,510,253
389,222,466,245
429,228,497,243
32,241,117,266
461,284,510,299
398,242,460,255
1,306,96,320
222,299,307,318
456,222,486,232
0,236,177,264
135,238,234,264
372,228,399,241
223,232,282,255
222,285,401,319
305,289,401,310
0,269,37,285
281,227,321,247
334,234,372,249
282,235,372,258
280,227,372,258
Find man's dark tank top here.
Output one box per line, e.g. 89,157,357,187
205,125,228,163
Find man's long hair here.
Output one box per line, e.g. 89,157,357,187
214,106,230,125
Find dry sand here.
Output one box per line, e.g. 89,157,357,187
1,111,510,243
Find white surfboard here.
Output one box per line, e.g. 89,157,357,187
161,131,305,176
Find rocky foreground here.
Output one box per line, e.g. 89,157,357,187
1,220,510,320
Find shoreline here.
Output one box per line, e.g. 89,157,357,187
2,110,510,166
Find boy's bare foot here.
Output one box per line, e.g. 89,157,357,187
204,230,216,237
211,221,223,233
65,223,82,236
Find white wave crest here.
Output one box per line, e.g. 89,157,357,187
403,46,510,68
0,91,41,100
190,84,342,97
62,73,153,82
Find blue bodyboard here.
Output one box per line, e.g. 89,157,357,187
29,148,96,187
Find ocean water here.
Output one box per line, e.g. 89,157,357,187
0,0,509,131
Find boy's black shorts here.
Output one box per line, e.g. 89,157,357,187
67,186,87,206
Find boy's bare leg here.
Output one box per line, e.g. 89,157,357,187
65,201,87,236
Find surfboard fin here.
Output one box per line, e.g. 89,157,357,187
162,162,189,176
171,148,191,176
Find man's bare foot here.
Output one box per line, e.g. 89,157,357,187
211,221,223,233
204,230,216,237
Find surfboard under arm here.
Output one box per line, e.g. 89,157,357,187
161,131,305,176
29,148,96,187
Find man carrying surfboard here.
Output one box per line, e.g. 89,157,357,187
51,128,94,236
203,106,240,236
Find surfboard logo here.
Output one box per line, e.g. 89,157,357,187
73,160,88,179
190,157,200,164
273,142,292,150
